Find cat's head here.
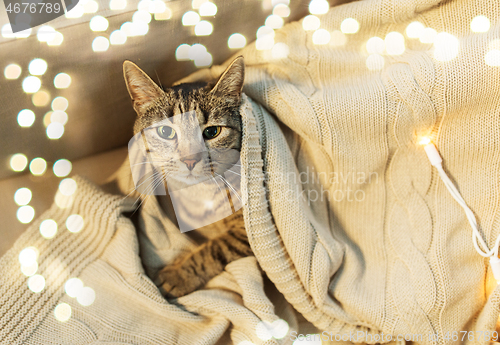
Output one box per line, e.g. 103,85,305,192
123,57,244,187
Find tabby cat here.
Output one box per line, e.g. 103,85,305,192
123,56,253,298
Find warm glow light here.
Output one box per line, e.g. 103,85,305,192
366,54,385,71
22,76,41,93
50,111,68,125
256,321,273,341
17,205,35,224
419,137,431,145
273,4,290,17
30,158,47,176
109,0,126,10
14,188,32,206
40,219,58,239
21,262,38,276
110,30,127,45
312,29,330,45
59,178,77,196
182,11,200,26
120,22,133,36
302,15,320,31
54,73,71,89
133,10,152,24
489,39,500,50
271,42,289,59
128,22,149,36
17,109,36,127
37,26,56,42
47,32,64,46
1,24,15,38
405,21,425,39
272,0,289,5
256,36,274,50
83,0,99,13
330,30,347,46
265,15,284,29
256,26,275,39
188,43,207,60
366,36,385,54
228,33,246,49
10,154,28,172
419,28,437,44
149,0,166,14
52,97,69,111
199,2,217,16
385,32,405,55
309,0,329,15
77,287,96,306
54,303,72,322
191,0,207,9
32,90,51,107
433,32,459,62
4,64,22,79
55,192,74,209
154,6,172,20
53,159,72,177
19,247,39,266
485,50,500,67
92,36,110,52
194,20,213,36
271,319,289,339
46,122,65,139
175,44,191,61
194,52,213,67
65,4,84,18
470,15,490,33
29,59,48,76
65,278,84,298
90,16,109,32
66,214,84,233
28,274,45,293
340,18,359,34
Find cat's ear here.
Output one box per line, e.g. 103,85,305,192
123,60,163,116
210,56,245,104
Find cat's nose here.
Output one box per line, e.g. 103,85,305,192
181,158,199,171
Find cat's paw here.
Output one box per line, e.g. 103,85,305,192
156,265,204,298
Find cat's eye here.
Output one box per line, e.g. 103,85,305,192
157,126,176,140
203,126,221,139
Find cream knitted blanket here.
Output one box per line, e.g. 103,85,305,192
2,0,500,343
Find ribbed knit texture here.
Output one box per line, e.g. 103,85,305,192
2,0,500,343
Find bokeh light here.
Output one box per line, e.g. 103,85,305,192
188,43,207,60
51,111,69,125
47,32,64,46
194,52,213,67
110,30,127,45
17,205,35,224
77,287,96,306
46,122,65,139
37,26,56,42
309,0,329,15
255,321,273,341
405,21,425,39
191,0,207,9
10,154,28,172
40,219,58,239
433,32,459,62
22,76,42,93
21,262,38,277
1,24,15,38
66,214,84,233
256,35,274,50
182,11,200,26
154,7,172,20
256,26,274,39
265,15,284,29
54,303,72,322
14,187,32,206
28,59,48,76
312,29,330,45
366,54,385,71
17,109,36,127
133,10,152,24
228,33,246,49
330,30,347,46
302,15,320,31
59,178,77,196
30,157,47,176
4,64,22,79
340,18,359,34
194,20,213,36
109,0,126,10
470,15,490,33
28,274,45,293
32,90,51,107
83,0,99,13
366,36,385,54
65,4,84,18
92,36,110,52
485,50,500,67
19,247,39,266
65,278,84,298
385,32,405,55
175,44,191,60
271,319,289,339
52,97,69,111
54,73,71,89
148,0,166,14
420,27,437,44
199,2,217,16
90,16,109,32
271,42,289,59
55,192,74,209
273,3,290,17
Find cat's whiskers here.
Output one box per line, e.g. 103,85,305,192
214,173,243,203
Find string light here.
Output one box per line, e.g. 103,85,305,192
420,138,500,283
